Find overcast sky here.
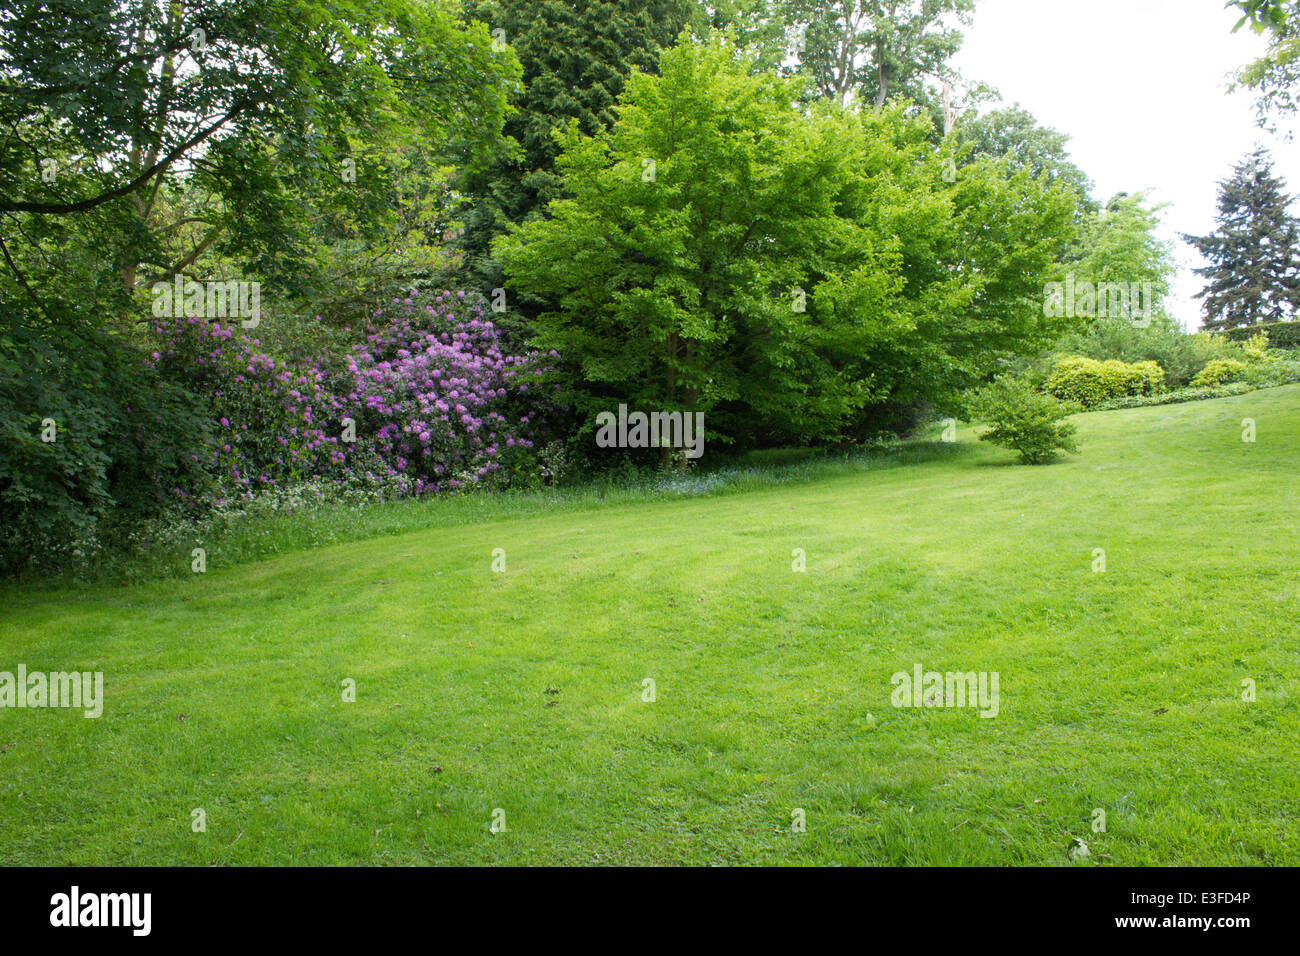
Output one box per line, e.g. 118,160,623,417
952,0,1300,329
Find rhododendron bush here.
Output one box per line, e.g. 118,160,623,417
149,314,349,499
347,290,555,493
148,290,556,504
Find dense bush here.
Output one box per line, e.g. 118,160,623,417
345,290,558,493
1125,360,1166,394
1240,353,1300,387
149,314,350,499
1237,332,1271,363
1039,321,1286,400
1225,321,1300,349
1190,358,1247,388
1045,356,1164,407
148,290,560,502
973,377,1079,465
1050,315,1248,386
1,308,213,573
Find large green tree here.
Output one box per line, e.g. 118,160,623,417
954,106,1095,213
456,0,692,305
1071,193,1175,298
495,37,1077,452
1184,147,1300,330
786,0,976,108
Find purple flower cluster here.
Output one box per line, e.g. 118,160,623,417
347,290,553,493
149,314,348,498
147,291,554,502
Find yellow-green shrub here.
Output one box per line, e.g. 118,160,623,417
1126,360,1165,395
1240,332,1270,364
1045,356,1165,407
1190,358,1247,388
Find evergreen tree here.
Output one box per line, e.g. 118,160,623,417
456,0,692,327
1185,147,1300,330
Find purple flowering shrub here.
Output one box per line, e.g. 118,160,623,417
346,290,554,493
149,314,350,500
147,291,556,504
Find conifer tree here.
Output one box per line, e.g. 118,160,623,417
1185,147,1300,330
457,0,692,318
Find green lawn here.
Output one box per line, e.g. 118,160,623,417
2,386,1298,865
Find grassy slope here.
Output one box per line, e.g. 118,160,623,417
2,386,1298,865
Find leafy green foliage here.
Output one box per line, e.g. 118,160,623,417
1,0,521,319
1086,382,1257,411
1230,0,1292,33
1230,1,1300,124
787,0,975,109
456,0,692,315
687,0,795,71
972,376,1078,465
1240,351,1300,386
0,304,213,573
496,37,1077,452
1049,317,1232,388
1067,193,1175,299
1045,356,1164,408
1183,148,1300,330
1226,319,1300,348
954,106,1095,213
1190,358,1248,387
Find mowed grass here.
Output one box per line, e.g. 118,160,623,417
2,386,1298,866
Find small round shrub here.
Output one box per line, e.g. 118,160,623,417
973,376,1079,465
1190,359,1247,388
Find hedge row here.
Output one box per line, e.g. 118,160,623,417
1224,321,1300,350
1088,381,1256,411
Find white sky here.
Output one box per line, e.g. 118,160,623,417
953,0,1300,329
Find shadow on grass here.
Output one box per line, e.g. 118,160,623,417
3,437,978,594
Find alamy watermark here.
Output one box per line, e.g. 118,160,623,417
1043,274,1158,327
890,663,999,718
151,275,261,328
595,404,705,459
0,665,103,718
50,886,150,936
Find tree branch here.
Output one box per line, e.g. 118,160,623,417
0,103,246,215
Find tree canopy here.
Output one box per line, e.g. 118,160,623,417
1,0,521,317
1184,147,1300,330
495,36,1078,451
